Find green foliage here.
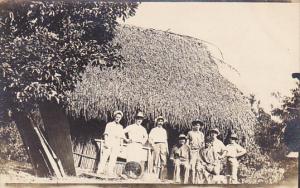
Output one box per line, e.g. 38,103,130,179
0,1,138,111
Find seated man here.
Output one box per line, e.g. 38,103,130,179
170,134,191,184
197,138,226,184
197,141,218,183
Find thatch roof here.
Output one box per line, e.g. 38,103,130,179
68,25,256,145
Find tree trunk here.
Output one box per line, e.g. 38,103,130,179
13,111,53,177
39,101,76,176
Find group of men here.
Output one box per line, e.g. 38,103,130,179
97,110,247,184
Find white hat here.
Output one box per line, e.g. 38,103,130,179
113,110,123,117
135,111,145,118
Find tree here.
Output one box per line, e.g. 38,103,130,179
247,94,284,155
0,0,138,177
272,81,300,152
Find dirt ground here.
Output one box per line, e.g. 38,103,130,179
0,160,298,187
0,160,172,184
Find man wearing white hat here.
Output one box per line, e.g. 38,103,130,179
97,110,125,176
124,112,148,163
149,116,168,179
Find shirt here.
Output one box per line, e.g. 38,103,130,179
225,143,246,158
212,139,226,157
124,123,148,144
187,130,204,149
200,145,218,164
103,121,125,147
170,144,191,161
149,126,168,144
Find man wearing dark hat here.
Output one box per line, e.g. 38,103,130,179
124,112,148,163
187,119,205,183
97,110,125,176
149,116,168,180
197,141,220,183
225,133,246,183
207,128,226,181
170,134,191,184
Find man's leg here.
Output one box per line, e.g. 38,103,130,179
195,160,205,184
107,146,120,176
159,143,168,180
190,150,199,183
214,160,221,175
97,147,111,174
203,165,213,184
229,158,239,183
173,159,181,183
212,161,221,183
183,161,190,184
152,144,160,175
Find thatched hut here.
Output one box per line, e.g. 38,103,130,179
67,25,256,147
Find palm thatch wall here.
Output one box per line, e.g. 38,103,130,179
67,25,256,146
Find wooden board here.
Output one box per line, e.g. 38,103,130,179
80,172,125,180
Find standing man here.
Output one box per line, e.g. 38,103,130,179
225,133,246,183
149,116,168,180
208,128,227,183
124,112,148,164
187,119,205,183
97,110,125,176
170,134,191,184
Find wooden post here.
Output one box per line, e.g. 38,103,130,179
39,101,76,176
34,127,64,178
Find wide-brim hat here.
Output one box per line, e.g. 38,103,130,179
192,119,204,126
113,110,123,117
155,116,165,123
135,111,145,119
178,134,187,140
230,133,238,140
209,128,220,135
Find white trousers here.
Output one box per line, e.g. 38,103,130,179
97,145,121,175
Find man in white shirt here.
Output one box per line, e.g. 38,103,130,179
225,133,246,183
124,112,148,163
208,128,226,182
97,110,125,176
149,116,168,179
187,119,205,183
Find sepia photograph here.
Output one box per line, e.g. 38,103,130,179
0,1,299,187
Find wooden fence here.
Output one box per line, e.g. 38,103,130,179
72,139,153,175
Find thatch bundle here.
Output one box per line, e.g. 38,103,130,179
68,25,256,145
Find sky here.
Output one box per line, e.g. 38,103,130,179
122,2,300,113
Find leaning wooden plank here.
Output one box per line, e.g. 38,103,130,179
34,127,63,178
37,127,66,177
